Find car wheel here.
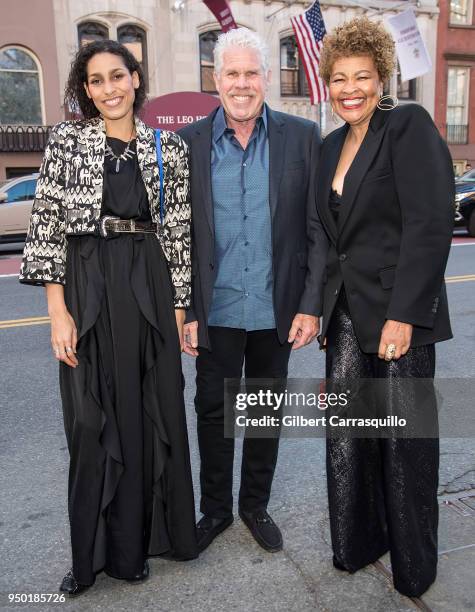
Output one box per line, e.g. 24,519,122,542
468,211,475,237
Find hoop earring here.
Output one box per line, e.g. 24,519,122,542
377,95,399,111
331,105,339,123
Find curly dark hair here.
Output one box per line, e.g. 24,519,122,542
320,17,396,85
64,40,147,119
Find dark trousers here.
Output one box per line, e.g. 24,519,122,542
325,291,439,598
195,326,292,518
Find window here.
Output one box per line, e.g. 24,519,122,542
77,22,149,91
4,178,37,202
280,36,309,97
0,47,43,125
397,77,417,100
396,62,417,100
78,22,109,47
446,67,470,144
6,167,38,179
118,25,148,90
449,0,473,24
200,30,219,93
24,179,37,200
459,168,475,181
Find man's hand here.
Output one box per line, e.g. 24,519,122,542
183,320,199,357
378,319,413,360
288,314,320,350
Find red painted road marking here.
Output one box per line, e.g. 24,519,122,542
452,237,475,245
0,256,21,276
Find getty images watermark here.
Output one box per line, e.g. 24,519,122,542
234,389,407,430
223,378,474,439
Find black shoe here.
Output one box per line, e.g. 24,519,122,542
126,560,150,583
59,570,92,597
332,556,348,572
196,515,234,552
239,509,283,552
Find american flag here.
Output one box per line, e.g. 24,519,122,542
290,1,329,105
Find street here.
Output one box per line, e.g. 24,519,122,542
0,238,474,612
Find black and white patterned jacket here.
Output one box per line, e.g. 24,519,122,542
19,116,191,308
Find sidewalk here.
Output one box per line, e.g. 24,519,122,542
2,368,473,612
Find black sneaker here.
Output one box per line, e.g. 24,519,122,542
239,509,283,552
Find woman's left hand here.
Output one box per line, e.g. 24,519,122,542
378,320,413,361
175,308,186,352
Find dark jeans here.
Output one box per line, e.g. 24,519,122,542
195,326,292,518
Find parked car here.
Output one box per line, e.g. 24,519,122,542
0,173,38,243
455,169,475,237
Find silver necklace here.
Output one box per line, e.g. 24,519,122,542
105,128,136,173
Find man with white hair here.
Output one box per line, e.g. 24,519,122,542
179,27,327,553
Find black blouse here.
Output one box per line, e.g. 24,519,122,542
329,188,341,222
102,137,151,222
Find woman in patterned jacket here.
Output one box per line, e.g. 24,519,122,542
20,40,198,596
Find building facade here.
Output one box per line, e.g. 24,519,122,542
434,0,475,175
0,0,62,180
1,0,441,180
51,0,441,126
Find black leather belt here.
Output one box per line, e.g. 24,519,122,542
99,216,158,238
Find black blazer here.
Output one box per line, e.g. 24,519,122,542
179,104,327,350
317,104,455,353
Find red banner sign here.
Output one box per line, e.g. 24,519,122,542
202,0,237,32
140,91,220,131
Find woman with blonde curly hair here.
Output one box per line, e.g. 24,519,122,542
316,17,454,597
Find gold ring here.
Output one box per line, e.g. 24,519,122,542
385,343,396,361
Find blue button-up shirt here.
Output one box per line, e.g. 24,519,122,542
208,106,275,330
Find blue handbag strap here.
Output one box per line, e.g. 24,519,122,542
155,128,164,224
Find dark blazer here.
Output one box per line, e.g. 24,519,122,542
179,104,327,350
317,103,455,353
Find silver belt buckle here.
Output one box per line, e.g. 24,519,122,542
155,224,164,239
99,215,118,238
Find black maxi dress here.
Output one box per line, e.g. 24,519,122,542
59,137,198,586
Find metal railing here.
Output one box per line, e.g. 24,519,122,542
0,125,52,152
280,68,310,97
446,124,469,145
